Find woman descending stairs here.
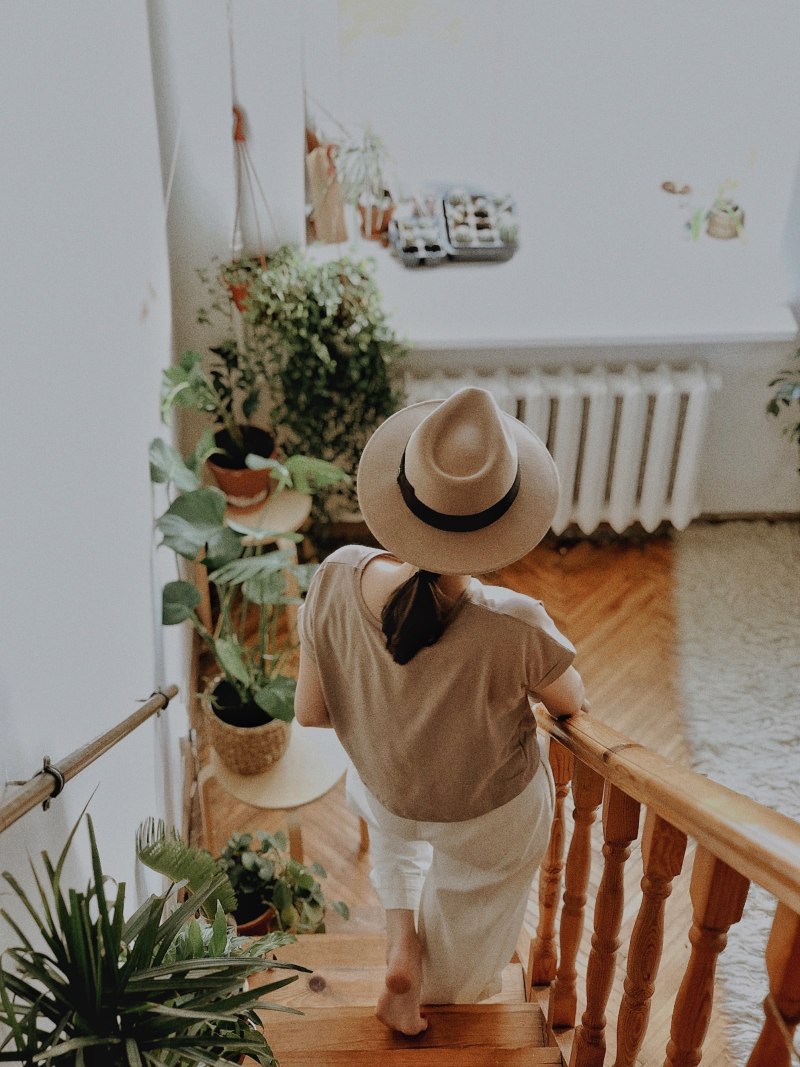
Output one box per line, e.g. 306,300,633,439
255,929,564,1066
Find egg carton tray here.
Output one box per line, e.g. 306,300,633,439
440,190,518,262
389,216,449,268
389,189,519,267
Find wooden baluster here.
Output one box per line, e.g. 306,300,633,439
528,740,575,994
663,847,749,1067
571,784,641,1067
747,902,800,1067
549,757,605,1030
613,812,687,1067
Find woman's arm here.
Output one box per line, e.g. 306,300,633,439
535,665,587,720
294,646,333,728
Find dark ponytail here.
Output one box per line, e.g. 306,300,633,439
381,570,449,665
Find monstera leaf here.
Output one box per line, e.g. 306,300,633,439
162,581,201,625
156,487,242,568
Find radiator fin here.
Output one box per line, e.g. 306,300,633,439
403,364,718,535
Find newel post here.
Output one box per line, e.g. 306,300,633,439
528,740,574,993
612,812,687,1067
570,783,641,1067
746,902,800,1067
549,757,605,1030
663,847,749,1067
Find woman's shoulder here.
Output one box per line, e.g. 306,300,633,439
318,543,381,573
466,580,555,630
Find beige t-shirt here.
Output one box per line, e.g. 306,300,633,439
297,544,575,822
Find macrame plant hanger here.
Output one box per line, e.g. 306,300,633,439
226,0,278,293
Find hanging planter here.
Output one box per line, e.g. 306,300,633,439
358,190,394,240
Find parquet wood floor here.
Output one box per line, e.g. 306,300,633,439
192,534,738,1067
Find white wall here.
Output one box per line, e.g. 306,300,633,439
146,0,800,516
299,0,800,515
147,0,305,392
0,0,176,937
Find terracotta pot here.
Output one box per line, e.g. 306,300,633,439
204,677,291,776
236,901,279,937
226,281,249,312
359,196,394,239
207,426,276,510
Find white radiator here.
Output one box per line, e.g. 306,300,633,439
403,364,719,535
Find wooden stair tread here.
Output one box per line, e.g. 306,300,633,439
251,933,561,1064
257,1003,561,1065
258,933,527,1007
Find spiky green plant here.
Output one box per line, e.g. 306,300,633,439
136,822,349,936
135,818,237,921
0,814,306,1066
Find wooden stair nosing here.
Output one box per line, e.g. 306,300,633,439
261,1002,551,1052
252,1048,563,1065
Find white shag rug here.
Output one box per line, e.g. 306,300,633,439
673,520,800,1063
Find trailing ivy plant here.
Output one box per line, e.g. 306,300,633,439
201,245,406,519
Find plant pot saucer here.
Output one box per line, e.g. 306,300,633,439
225,489,312,546
206,725,350,809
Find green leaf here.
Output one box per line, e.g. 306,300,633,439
209,904,228,956
161,581,201,625
331,900,350,919
135,818,237,919
283,455,350,493
690,207,705,241
273,883,291,913
125,1037,144,1067
244,570,286,606
214,638,251,686
156,488,242,568
186,427,223,476
253,677,296,722
149,438,200,492
208,551,293,587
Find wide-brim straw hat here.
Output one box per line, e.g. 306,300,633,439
357,386,560,575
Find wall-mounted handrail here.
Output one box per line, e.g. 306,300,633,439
0,685,178,835
535,705,800,914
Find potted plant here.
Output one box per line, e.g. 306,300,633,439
137,819,350,938
0,813,304,1066
333,123,395,239
227,244,405,521
161,341,275,510
767,346,800,465
706,193,745,239
218,830,350,935
151,440,349,774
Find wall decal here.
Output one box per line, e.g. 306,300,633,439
662,177,745,242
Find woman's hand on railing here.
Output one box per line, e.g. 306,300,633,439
536,666,587,720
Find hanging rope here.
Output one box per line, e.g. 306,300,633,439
226,0,278,266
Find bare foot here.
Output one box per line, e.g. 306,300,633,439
376,936,428,1036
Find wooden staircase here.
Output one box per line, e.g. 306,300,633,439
253,931,564,1066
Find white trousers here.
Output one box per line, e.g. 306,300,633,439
345,746,555,1005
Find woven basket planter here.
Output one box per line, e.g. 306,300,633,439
204,677,290,776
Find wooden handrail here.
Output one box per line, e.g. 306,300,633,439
535,706,800,915
0,685,178,834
